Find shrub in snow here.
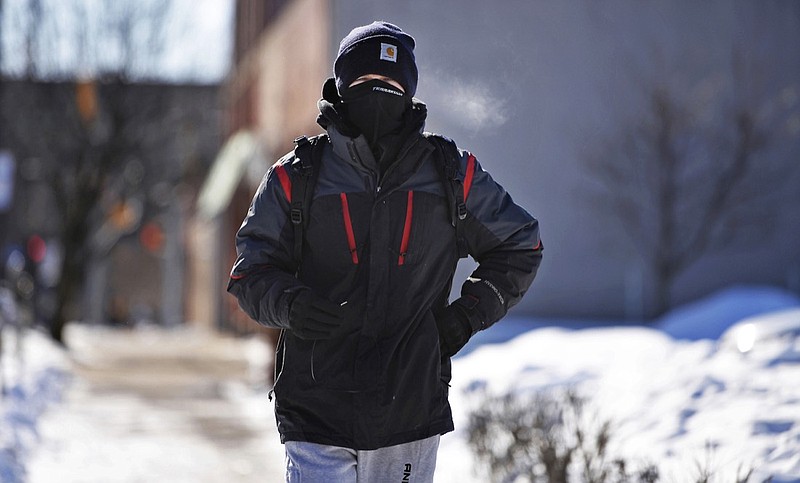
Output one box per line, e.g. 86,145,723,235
466,388,761,483
467,387,658,483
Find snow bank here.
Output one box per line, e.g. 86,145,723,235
0,329,70,483
658,285,800,340
438,286,800,482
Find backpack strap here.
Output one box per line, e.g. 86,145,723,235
290,134,326,266
425,133,470,259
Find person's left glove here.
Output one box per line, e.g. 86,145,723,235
434,297,480,358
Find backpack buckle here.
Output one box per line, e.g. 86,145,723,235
290,207,303,225
457,202,467,220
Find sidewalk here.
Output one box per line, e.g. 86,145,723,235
26,324,285,483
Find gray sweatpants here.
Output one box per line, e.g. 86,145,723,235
284,435,440,482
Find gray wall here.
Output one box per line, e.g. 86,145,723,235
329,0,800,320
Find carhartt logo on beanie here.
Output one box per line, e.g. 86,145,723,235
334,21,418,96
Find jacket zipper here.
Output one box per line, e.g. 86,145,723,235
376,136,421,194
340,193,359,264
398,190,414,266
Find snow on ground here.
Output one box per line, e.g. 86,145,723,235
3,285,800,482
437,285,800,483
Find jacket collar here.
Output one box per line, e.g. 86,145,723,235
319,100,435,180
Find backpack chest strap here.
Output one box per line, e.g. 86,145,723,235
290,135,324,266
426,134,470,259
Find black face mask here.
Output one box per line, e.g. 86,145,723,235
340,79,411,147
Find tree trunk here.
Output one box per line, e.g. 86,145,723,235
50,241,82,345
50,176,96,345
652,258,674,318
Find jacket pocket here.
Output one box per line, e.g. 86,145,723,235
304,193,363,272
306,336,364,391
397,190,414,266
393,191,446,267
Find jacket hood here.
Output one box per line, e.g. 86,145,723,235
316,78,360,137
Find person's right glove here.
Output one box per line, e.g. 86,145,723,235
434,296,481,358
288,290,350,340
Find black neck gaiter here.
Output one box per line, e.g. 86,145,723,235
340,79,411,150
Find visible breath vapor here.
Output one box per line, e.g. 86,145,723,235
425,73,509,131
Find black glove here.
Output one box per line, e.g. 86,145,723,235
434,298,477,358
288,290,349,340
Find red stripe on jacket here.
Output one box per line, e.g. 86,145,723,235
340,193,359,264
464,154,476,202
275,165,292,202
398,191,414,266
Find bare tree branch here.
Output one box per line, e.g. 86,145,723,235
584,45,799,316
1,0,215,342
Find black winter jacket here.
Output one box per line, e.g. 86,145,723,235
228,97,542,450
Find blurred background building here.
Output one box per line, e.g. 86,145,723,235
191,0,324,334
202,0,800,338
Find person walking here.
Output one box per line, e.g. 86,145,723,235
228,21,542,483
